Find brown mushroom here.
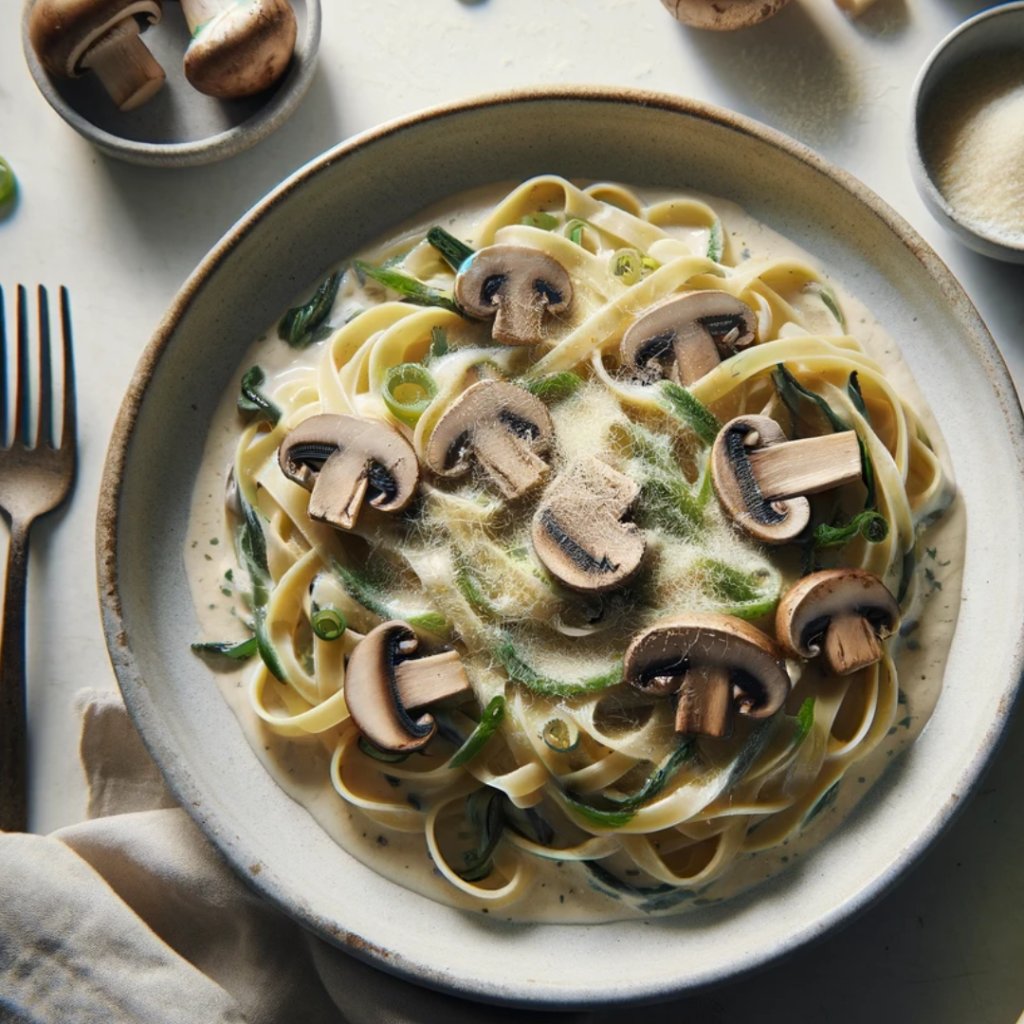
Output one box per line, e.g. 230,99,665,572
278,414,419,530
345,620,473,754
624,613,790,737
454,245,573,346
424,380,555,498
531,457,645,593
620,291,756,386
660,0,793,30
711,415,863,544
28,0,166,111
180,0,297,99
776,569,900,676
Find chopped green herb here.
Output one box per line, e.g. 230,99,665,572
426,226,474,271
191,636,257,660
707,220,724,262
428,326,449,360
449,696,505,768
353,260,461,315
659,381,722,446
818,284,845,328
495,637,621,697
794,698,816,744
522,371,584,402
459,789,505,881
237,366,281,426
332,560,449,637
278,271,341,348
848,371,869,423
814,510,890,549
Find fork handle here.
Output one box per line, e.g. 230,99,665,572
0,519,29,832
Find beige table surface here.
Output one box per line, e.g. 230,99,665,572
1,0,1023,1020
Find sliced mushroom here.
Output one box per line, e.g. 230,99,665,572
776,569,900,676
29,0,166,111
531,457,645,593
711,415,863,544
424,380,554,498
620,291,755,386
624,613,790,738
660,0,793,30
180,0,297,99
454,245,572,346
345,620,473,754
278,414,418,530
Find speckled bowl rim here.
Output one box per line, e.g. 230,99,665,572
97,87,1024,1006
908,1,1024,261
20,0,321,168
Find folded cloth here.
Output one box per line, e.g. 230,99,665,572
0,690,606,1024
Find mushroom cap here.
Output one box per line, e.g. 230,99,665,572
624,612,790,719
184,0,297,99
29,0,162,76
345,621,437,754
620,291,756,385
711,414,811,544
278,414,419,529
531,456,645,593
660,0,793,30
424,380,555,497
454,245,573,346
776,568,900,660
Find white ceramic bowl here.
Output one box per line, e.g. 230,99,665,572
908,2,1024,263
21,0,320,168
97,89,1024,1007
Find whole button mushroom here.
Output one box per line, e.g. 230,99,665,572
660,0,793,29
620,291,756,386
179,0,297,99
346,621,473,754
424,380,555,499
776,569,900,677
624,613,790,738
531,457,645,593
278,414,419,531
455,245,573,346
711,415,863,544
29,0,166,112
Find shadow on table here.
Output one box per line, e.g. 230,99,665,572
678,2,860,151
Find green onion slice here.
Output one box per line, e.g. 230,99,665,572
609,248,642,286
382,362,438,426
0,158,16,206
542,718,579,753
449,696,505,769
311,605,347,641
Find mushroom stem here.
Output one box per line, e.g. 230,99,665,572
473,420,551,498
747,431,862,501
822,612,883,676
81,18,165,111
306,450,370,531
394,650,472,711
675,666,733,737
671,334,720,385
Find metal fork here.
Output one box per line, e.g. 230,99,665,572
0,286,76,832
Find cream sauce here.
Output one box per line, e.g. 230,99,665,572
185,183,964,922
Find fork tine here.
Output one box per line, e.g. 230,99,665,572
59,286,76,450
0,285,6,446
13,285,29,446
37,286,53,448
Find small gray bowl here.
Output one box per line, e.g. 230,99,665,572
909,2,1024,263
21,0,321,168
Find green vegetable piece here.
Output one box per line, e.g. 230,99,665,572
449,696,505,768
897,546,916,604
707,220,724,262
794,697,816,745
542,718,580,753
312,606,347,641
637,476,704,538
354,260,461,315
495,638,622,698
819,284,845,328
426,226,474,271
278,271,341,348
191,636,258,660
659,381,722,446
609,248,642,286
237,366,281,426
429,326,449,360
453,559,502,618
358,736,410,763
254,609,288,683
565,219,586,246
381,362,438,426
332,560,449,637
603,740,694,810
522,371,584,402
0,157,16,207
520,212,559,230
804,780,841,825
814,510,889,549
459,788,505,881
563,796,635,829
847,372,870,424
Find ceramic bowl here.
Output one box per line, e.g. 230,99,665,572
97,88,1024,1007
908,2,1024,263
20,0,320,168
